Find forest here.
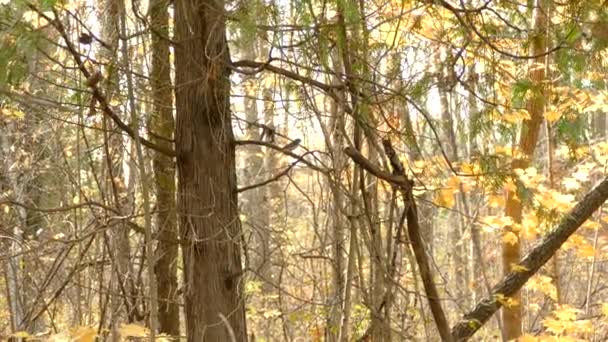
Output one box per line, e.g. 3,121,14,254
1,0,608,341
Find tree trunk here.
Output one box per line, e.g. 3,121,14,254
174,0,247,340
0,123,25,334
322,53,347,341
98,0,141,336
149,0,179,336
502,0,547,338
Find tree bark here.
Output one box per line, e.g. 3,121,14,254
99,0,140,335
174,0,247,340
149,0,179,336
502,0,547,338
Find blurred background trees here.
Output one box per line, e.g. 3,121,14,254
1,0,608,340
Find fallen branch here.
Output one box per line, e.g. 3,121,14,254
451,176,608,341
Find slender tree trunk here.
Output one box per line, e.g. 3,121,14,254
118,0,158,336
242,28,272,289
592,111,606,139
174,0,247,339
324,55,347,341
105,71,138,327
149,0,179,336
0,124,25,333
466,67,483,304
240,27,274,339
435,51,468,309
502,0,547,338
97,0,141,336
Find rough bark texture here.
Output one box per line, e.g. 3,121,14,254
174,0,247,340
452,176,608,341
149,0,179,336
502,0,547,338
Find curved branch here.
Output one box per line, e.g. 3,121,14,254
230,59,341,93
234,139,329,173
438,0,565,60
237,152,313,193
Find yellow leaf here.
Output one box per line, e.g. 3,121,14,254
553,304,581,321
525,275,557,301
12,331,31,338
503,109,531,124
521,214,539,239
544,110,561,122
504,179,517,193
488,194,504,208
47,332,71,342
263,308,282,318
582,221,600,230
480,215,514,233
434,188,455,208
460,161,480,174
495,293,519,308
1,108,25,119
535,189,574,211
511,264,529,273
410,159,426,175
520,334,538,342
543,317,566,335
516,167,545,187
502,231,519,246
577,244,595,258
119,323,149,338
447,176,461,189
563,234,585,251
70,326,97,342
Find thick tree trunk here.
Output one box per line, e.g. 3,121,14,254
149,0,179,336
174,0,247,340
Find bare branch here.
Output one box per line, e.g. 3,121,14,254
29,5,176,158
344,140,453,342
